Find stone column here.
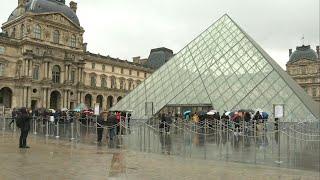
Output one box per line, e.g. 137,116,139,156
64,65,68,82
23,87,28,107
42,88,47,108
48,63,52,81
26,87,31,108
43,62,47,80
47,89,50,109
28,60,33,77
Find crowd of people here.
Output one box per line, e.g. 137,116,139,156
5,106,133,148
158,109,269,135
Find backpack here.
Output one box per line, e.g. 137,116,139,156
16,117,22,128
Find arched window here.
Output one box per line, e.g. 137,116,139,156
120,78,125,90
33,65,40,80
111,76,116,89
34,25,41,39
91,76,96,87
52,65,61,83
53,30,60,44
128,79,133,90
101,77,107,88
20,24,25,38
71,34,76,47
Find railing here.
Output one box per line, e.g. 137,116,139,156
1,115,319,172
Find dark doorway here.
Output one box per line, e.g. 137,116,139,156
0,87,12,108
96,95,103,110
50,91,61,110
31,100,38,111
107,96,113,110
85,94,92,108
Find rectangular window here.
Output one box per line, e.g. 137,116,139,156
144,72,147,78
312,87,317,97
92,63,95,69
33,66,39,80
102,65,105,71
129,69,132,75
0,63,4,76
71,35,76,48
91,76,96,87
121,68,124,74
137,71,140,77
71,70,75,83
112,66,115,72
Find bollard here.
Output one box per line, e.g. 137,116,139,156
13,118,16,132
55,120,60,139
2,116,6,131
33,117,37,135
45,120,49,137
71,122,75,140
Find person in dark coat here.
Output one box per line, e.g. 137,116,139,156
97,112,107,143
18,107,31,148
165,112,173,134
106,112,118,141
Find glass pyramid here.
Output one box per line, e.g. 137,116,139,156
112,14,320,121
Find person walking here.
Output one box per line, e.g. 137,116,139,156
17,107,31,148
9,108,17,128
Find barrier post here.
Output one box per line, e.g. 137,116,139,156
55,120,60,139
45,120,49,137
33,115,37,135
13,118,16,132
2,116,6,131
71,122,75,140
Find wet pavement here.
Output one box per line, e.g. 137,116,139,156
0,118,320,179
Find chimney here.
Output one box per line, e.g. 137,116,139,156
289,49,292,57
83,43,87,52
18,0,26,6
70,1,77,13
316,46,320,59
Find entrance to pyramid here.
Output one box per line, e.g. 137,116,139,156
152,104,213,119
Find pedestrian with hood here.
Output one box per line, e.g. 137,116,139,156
17,107,31,148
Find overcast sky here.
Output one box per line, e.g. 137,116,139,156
0,0,319,69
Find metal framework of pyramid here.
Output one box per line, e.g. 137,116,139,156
112,14,320,121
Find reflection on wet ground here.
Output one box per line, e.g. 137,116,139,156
125,121,320,172
1,118,320,179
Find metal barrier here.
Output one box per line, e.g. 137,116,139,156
1,115,319,172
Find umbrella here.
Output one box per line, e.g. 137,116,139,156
207,110,217,115
61,108,68,112
74,103,87,112
48,109,56,113
261,112,269,120
225,111,231,116
183,110,191,115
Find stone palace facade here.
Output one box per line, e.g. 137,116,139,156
0,0,154,111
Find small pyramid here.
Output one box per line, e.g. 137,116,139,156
112,14,320,121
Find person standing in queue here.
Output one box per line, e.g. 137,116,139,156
107,112,118,141
17,107,31,148
97,111,107,144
